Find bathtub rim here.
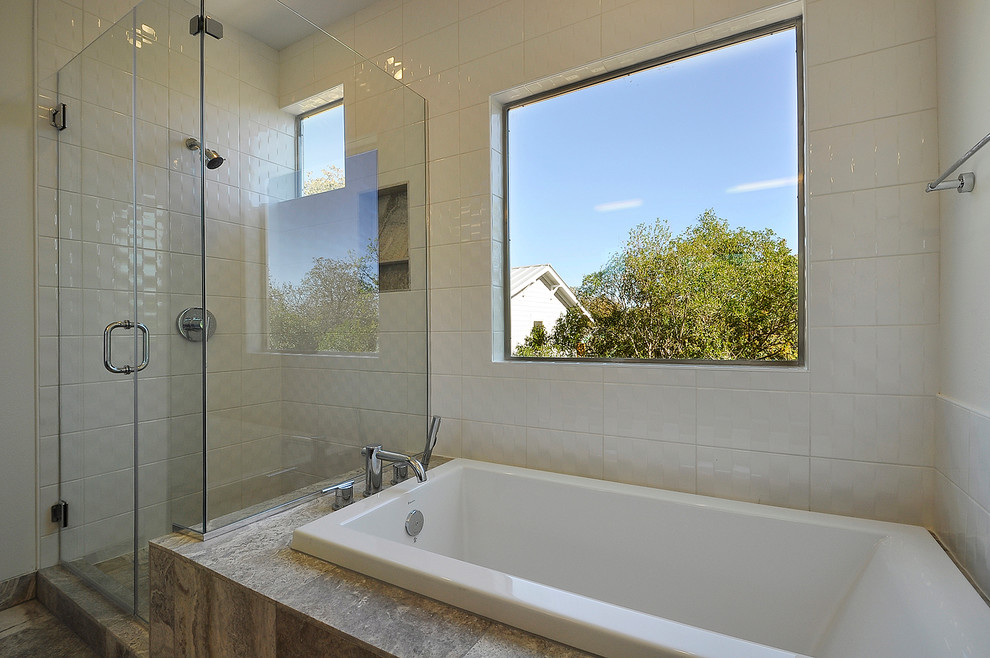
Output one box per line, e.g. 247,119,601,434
312,457,935,542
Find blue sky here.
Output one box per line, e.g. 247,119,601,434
269,150,377,287
507,28,799,288
301,104,346,182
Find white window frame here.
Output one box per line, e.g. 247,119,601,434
296,99,345,198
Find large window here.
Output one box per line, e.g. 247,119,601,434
505,21,803,364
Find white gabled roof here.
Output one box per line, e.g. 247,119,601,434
509,264,590,318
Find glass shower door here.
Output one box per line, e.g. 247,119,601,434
55,0,205,619
54,0,429,618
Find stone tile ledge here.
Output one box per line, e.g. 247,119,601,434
150,458,594,657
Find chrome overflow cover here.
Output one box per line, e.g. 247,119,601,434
405,509,424,537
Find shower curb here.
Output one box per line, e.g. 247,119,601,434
37,565,149,658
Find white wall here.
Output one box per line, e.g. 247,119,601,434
316,0,940,526
0,0,37,583
934,0,990,595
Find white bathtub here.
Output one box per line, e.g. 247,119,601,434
291,459,990,657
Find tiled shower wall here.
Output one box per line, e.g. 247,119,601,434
311,0,940,521
933,0,990,595
179,10,296,521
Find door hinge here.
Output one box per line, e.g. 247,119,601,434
189,15,223,40
50,103,67,131
51,500,68,528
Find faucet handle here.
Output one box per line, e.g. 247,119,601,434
392,462,408,485
322,480,355,510
334,481,354,509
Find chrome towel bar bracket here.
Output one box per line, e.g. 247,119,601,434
928,172,975,193
926,130,990,193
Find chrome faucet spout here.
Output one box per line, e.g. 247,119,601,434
363,444,426,497
377,448,426,482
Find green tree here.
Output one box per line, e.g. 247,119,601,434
519,210,798,361
514,322,556,357
268,245,379,353
302,164,345,196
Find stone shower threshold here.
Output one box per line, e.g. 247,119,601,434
37,565,148,658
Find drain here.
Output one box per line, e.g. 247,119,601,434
405,510,424,537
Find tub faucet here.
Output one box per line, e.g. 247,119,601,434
363,444,426,497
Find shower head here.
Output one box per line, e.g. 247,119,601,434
185,137,225,169
203,148,224,169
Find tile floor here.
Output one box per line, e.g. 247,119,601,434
0,600,97,658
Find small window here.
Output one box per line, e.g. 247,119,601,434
299,101,345,195
505,22,803,364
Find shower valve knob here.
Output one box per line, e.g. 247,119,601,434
176,307,217,342
334,482,354,510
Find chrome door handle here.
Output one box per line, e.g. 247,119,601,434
104,320,132,374
103,320,150,374
135,322,150,372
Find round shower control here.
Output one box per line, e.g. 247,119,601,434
176,307,217,342
405,509,424,537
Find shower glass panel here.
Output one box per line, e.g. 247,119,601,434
199,0,429,531
55,0,206,620
54,0,427,619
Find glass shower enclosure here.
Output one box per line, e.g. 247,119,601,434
50,0,428,619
